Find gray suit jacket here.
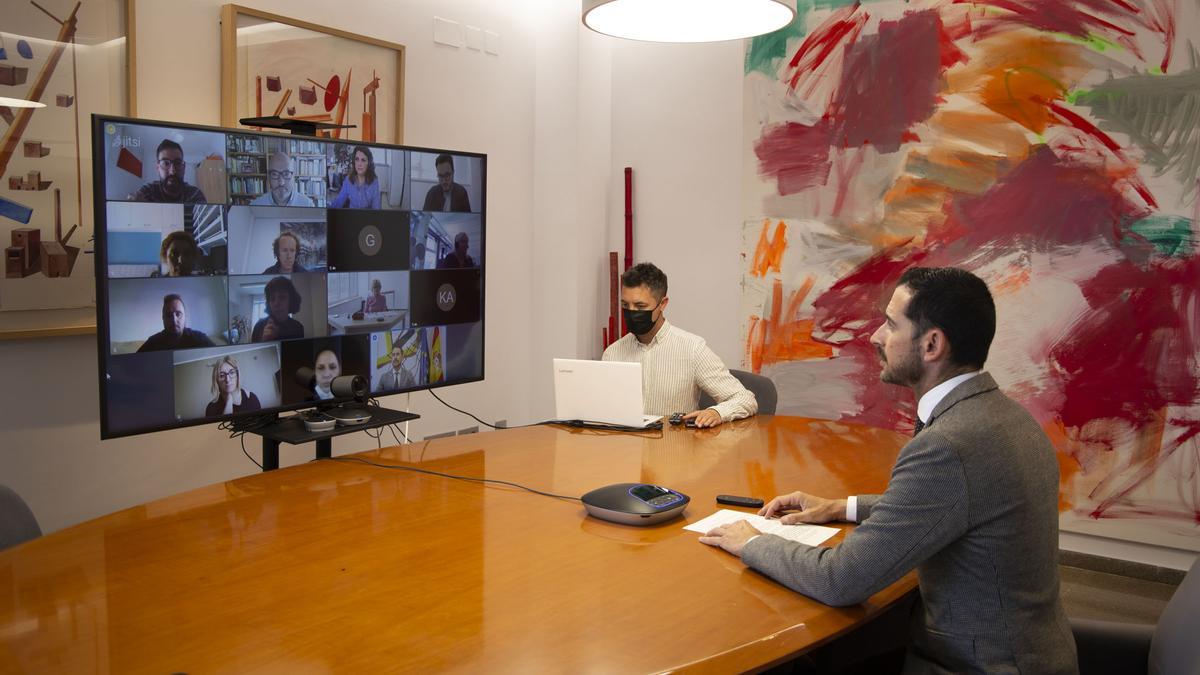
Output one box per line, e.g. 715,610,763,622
742,373,1077,674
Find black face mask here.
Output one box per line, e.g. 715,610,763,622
623,301,661,336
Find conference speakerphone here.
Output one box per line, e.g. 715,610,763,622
581,483,689,525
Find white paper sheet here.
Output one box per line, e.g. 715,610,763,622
685,509,840,547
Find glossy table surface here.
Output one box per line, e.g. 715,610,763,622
0,416,915,673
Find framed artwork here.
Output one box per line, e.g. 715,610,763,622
220,4,406,145
0,0,136,339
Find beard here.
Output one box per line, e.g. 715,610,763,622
878,343,923,387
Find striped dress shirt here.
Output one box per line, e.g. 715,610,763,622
602,320,757,421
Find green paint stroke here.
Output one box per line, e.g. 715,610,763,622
744,0,869,77
1123,215,1196,257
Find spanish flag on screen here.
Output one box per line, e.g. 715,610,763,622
429,327,444,383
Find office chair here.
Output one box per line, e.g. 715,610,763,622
698,369,777,415
1072,555,1199,675
0,484,41,551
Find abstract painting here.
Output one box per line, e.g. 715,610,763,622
0,0,132,337
742,0,1199,550
221,4,405,144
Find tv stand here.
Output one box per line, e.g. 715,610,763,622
247,406,419,471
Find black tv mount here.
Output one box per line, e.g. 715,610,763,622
238,115,356,137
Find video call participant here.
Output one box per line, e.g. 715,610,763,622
251,276,305,342
137,294,216,352
602,262,756,428
700,267,1077,674
132,139,208,203
365,278,388,313
205,355,262,417
263,231,307,274
157,230,199,276
422,153,471,212
379,331,420,389
436,232,475,269
330,145,380,209
310,348,340,400
250,152,315,207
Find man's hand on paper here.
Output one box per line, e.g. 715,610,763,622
698,520,761,557
758,491,847,524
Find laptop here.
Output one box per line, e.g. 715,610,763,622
552,358,662,429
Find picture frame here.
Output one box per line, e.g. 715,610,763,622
0,0,137,340
219,4,406,144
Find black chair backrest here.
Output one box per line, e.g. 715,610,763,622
0,484,41,551
697,369,777,415
1149,555,1200,675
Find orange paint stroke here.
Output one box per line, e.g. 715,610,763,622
991,267,1031,296
746,276,834,373
750,219,788,278
1043,418,1078,512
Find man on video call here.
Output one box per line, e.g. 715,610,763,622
251,151,315,207
138,294,215,352
699,267,1077,674
421,154,471,212
602,262,756,428
379,334,419,390
133,139,207,203
436,232,475,269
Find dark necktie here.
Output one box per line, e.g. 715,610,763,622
913,418,925,437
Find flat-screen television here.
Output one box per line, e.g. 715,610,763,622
92,115,485,439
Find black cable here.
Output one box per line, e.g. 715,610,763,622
316,456,582,502
239,433,263,470
427,389,504,429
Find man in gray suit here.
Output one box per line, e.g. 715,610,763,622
700,267,1077,674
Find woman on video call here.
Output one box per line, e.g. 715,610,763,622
329,145,381,209
311,348,341,400
206,355,262,417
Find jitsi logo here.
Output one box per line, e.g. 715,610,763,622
110,136,141,148
436,283,456,311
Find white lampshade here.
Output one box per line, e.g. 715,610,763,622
583,0,796,43
0,96,46,109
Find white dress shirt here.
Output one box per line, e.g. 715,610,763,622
601,320,758,422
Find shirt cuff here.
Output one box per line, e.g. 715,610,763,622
744,534,761,548
846,496,857,523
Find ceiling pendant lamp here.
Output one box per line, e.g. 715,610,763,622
583,0,796,43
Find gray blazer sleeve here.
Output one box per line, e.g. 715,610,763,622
741,433,968,606
856,494,881,522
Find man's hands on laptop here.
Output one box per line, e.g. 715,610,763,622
684,408,723,428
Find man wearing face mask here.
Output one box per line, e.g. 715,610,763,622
602,262,757,428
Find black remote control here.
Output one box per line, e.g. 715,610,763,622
716,494,764,508
669,412,685,426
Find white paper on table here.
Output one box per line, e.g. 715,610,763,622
685,509,840,547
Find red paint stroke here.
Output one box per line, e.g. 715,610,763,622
1087,417,1200,521
787,5,868,95
754,119,836,196
1048,101,1159,209
1146,0,1176,73
943,145,1150,257
831,148,866,220
1047,255,1200,430
829,10,945,154
962,0,1146,61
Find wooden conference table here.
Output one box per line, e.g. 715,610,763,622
0,416,915,673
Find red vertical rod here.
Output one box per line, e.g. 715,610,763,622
622,167,633,336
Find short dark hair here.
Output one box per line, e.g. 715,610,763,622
162,293,184,310
621,262,668,300
897,267,995,369
156,139,183,158
160,230,198,261
265,275,302,314
436,153,454,170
